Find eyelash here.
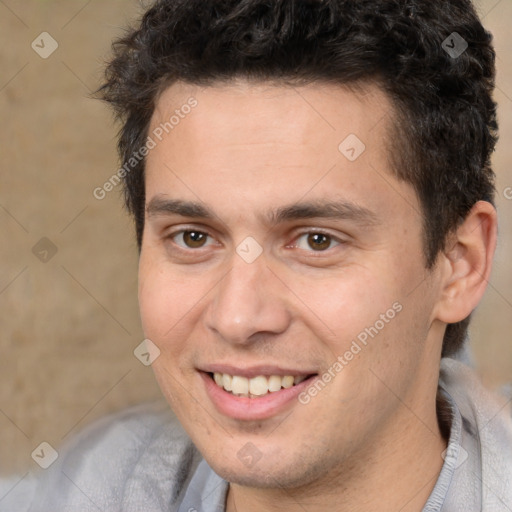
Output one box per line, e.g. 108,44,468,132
166,228,344,254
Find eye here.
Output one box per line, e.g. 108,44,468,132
170,230,214,249
293,232,341,252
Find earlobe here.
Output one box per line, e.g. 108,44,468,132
433,200,498,324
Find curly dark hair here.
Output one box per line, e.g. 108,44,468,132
98,0,498,357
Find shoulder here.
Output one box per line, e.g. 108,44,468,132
439,357,512,428
1,400,201,512
439,357,512,508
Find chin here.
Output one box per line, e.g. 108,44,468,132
205,451,326,490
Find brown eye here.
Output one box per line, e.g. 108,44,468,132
307,233,332,251
183,231,207,248
293,232,339,252
174,230,210,249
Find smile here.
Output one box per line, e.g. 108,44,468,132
211,372,310,398
200,370,319,421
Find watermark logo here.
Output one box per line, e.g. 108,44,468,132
442,32,468,59
32,237,58,263
236,236,263,264
31,442,58,469
31,32,58,59
237,442,263,468
338,134,366,162
134,339,161,366
442,444,468,469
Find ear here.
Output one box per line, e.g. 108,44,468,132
433,200,497,324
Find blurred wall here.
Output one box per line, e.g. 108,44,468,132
0,0,511,475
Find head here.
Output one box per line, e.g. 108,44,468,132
99,0,498,493
101,0,498,358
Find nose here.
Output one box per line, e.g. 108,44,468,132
204,254,291,346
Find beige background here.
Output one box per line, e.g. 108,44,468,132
0,0,511,475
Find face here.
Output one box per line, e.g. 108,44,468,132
139,80,445,488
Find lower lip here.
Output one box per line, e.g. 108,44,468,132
200,371,317,421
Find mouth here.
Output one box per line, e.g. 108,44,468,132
208,371,316,398
199,369,319,421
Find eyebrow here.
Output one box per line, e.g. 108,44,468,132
146,197,380,227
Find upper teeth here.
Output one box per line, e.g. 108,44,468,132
213,373,308,398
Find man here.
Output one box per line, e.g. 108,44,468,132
2,0,511,510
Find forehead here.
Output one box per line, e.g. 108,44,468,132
144,79,413,226
150,79,393,150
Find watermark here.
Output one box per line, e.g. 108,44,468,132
93,97,198,200
237,442,263,468
504,187,512,200
32,237,58,263
31,32,59,59
31,442,58,469
236,236,263,263
134,339,161,366
442,444,468,470
442,32,468,59
298,301,403,405
338,133,366,162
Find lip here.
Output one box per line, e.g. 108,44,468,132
199,370,318,421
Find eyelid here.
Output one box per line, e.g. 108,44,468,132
288,228,347,251
166,226,219,250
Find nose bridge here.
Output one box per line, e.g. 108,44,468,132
205,254,290,344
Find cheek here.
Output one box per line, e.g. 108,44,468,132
287,265,399,342
138,253,200,343
292,262,423,386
